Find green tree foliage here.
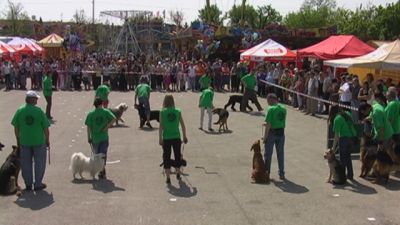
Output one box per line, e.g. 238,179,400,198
255,5,282,29
3,0,30,35
198,4,224,25
301,0,337,10
228,4,282,29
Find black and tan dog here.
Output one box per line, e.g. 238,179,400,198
359,121,378,178
251,140,269,184
224,95,253,111
212,108,229,132
0,142,4,151
110,103,129,126
134,104,160,128
0,145,21,196
324,149,346,185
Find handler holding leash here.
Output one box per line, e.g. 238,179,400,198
135,77,152,128
240,70,263,112
263,93,286,180
159,95,188,184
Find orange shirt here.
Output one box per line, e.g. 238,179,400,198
195,64,205,76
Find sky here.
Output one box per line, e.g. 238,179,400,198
0,0,397,24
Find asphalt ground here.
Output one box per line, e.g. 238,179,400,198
1,88,400,225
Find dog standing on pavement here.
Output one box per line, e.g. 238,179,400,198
110,103,128,126
212,108,229,132
69,152,105,180
224,95,253,111
134,104,160,128
0,145,21,196
324,149,346,185
251,140,269,184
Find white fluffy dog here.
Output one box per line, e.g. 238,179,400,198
69,152,105,180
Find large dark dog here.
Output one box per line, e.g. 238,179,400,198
0,145,21,196
224,95,253,111
134,104,160,128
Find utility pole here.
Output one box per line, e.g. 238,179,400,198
92,0,95,24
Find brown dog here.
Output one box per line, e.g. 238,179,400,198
324,149,346,184
359,135,378,178
212,108,229,132
371,149,400,184
250,140,269,184
0,145,21,196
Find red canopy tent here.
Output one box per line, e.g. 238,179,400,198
0,40,16,59
240,39,297,62
7,37,38,55
297,35,375,60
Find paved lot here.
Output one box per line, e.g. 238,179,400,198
1,88,400,225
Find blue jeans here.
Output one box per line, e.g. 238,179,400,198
92,140,109,165
264,132,285,177
339,137,354,179
20,145,47,189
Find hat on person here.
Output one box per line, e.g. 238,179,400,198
26,90,40,98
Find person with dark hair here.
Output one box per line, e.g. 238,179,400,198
85,97,116,179
42,65,53,120
95,81,111,108
199,86,214,131
263,93,287,180
385,87,400,144
135,77,152,128
11,91,50,191
159,95,188,184
368,92,393,149
240,69,263,112
332,107,357,180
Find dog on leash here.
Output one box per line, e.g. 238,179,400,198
324,149,346,185
250,140,269,184
69,152,105,180
224,95,253,111
134,104,160,128
359,135,378,178
0,145,21,196
110,103,128,126
212,108,229,132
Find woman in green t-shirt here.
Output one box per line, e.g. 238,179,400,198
159,95,188,184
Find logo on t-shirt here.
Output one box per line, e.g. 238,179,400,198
95,116,104,126
277,111,285,121
167,113,176,122
25,115,34,125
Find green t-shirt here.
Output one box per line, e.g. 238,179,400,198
370,102,393,140
241,73,256,90
95,85,110,101
11,104,50,146
265,103,287,129
42,75,52,97
85,108,116,144
333,111,357,138
199,75,211,89
385,100,400,135
199,88,214,108
135,83,151,98
161,107,181,140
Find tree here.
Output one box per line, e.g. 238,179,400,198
284,0,336,28
169,10,184,28
198,4,224,25
255,5,282,29
301,0,337,10
72,9,88,24
228,4,257,27
3,0,30,35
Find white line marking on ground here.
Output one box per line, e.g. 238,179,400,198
106,160,121,164
169,198,177,202
72,139,75,142
367,218,376,221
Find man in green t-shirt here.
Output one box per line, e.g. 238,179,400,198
85,98,116,179
199,87,214,131
240,70,263,112
95,81,111,108
386,87,400,144
42,66,53,119
332,108,357,180
135,77,152,128
199,73,211,92
11,91,51,191
370,93,393,144
263,93,286,180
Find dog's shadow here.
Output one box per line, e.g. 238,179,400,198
167,179,198,198
246,111,265,117
140,127,158,132
72,179,125,193
203,129,233,135
14,190,55,210
273,179,309,194
333,179,377,194
111,124,130,128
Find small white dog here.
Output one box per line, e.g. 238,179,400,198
69,152,105,180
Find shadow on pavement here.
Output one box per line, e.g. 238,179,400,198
204,129,233,135
167,179,198,198
273,179,309,194
111,124,130,128
246,111,264,117
14,190,54,210
72,178,125,193
333,179,377,194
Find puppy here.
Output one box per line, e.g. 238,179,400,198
110,103,128,126
69,152,105,180
251,140,269,184
0,142,4,151
324,149,346,185
224,95,253,111
134,104,160,128
0,145,21,196
212,108,229,132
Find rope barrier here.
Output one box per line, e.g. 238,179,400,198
259,80,358,111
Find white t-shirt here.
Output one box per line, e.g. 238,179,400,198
188,66,196,78
339,82,352,102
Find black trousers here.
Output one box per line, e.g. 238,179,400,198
162,138,182,169
45,95,52,118
241,88,263,111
